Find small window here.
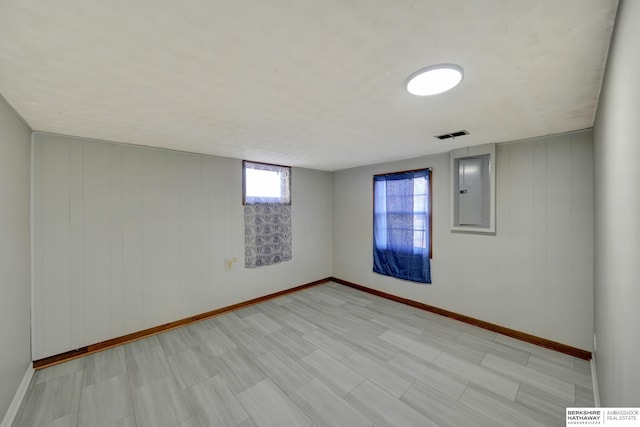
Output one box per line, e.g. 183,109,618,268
373,168,432,284
243,161,291,205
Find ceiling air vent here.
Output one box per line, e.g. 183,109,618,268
435,130,469,140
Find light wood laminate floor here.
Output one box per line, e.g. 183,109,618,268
14,282,594,427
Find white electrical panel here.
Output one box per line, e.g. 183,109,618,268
450,143,495,233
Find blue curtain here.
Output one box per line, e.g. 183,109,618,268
373,169,431,283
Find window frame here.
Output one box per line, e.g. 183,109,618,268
242,160,291,205
373,167,433,259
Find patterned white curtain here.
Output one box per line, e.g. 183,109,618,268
244,204,292,268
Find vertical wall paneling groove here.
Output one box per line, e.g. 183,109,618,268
69,140,85,350
122,146,144,335
193,156,208,315
531,140,547,335
43,138,72,356
84,141,112,344
32,137,43,358
142,149,165,329
32,133,332,359
109,144,124,337
505,140,535,334
569,132,594,346
167,152,179,321
546,138,570,342
495,144,510,325
205,158,215,312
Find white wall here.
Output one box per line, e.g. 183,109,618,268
32,133,332,360
0,96,31,418
333,131,594,350
593,0,640,407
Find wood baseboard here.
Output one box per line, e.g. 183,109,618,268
330,277,592,360
33,278,330,370
34,275,591,369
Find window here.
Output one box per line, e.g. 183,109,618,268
243,161,291,205
243,161,292,268
373,168,431,283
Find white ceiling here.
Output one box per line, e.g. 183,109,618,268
0,0,618,171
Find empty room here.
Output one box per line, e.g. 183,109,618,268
1,0,639,426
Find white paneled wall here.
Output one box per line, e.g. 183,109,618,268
32,133,332,360
0,97,31,419
593,0,640,406
332,131,593,350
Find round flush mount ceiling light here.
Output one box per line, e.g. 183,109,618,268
406,64,463,96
